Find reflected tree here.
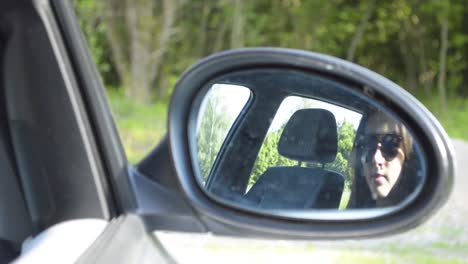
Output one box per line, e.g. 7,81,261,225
196,91,231,182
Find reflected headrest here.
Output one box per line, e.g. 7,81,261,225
278,109,337,163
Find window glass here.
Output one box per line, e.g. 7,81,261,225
196,84,251,183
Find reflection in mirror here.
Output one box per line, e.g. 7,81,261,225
195,84,251,183
246,96,362,210
191,69,425,218
347,111,422,209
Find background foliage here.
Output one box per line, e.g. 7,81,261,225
74,0,468,163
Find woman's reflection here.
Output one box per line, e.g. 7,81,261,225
348,111,420,208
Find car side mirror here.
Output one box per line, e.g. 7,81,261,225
162,48,454,239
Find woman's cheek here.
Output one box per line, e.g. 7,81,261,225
363,167,378,196
387,158,404,187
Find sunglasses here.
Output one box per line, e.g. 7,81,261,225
357,134,403,162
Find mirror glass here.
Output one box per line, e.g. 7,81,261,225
195,84,251,183
190,69,426,219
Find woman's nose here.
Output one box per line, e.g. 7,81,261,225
373,148,386,164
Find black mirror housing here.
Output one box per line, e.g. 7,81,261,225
161,48,454,239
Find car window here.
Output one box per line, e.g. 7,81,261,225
196,84,251,183
249,96,362,209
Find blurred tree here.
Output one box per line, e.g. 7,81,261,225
454,1,468,97
74,0,119,86
196,90,231,182
437,0,449,113
347,0,376,62
231,0,245,48
97,0,178,104
74,0,468,105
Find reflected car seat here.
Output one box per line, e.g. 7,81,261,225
245,109,344,209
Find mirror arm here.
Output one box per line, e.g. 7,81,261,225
131,136,207,232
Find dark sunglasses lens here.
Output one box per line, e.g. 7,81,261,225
362,134,401,162
381,143,399,160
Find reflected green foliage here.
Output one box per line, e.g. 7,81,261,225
324,121,355,183
196,92,231,182
195,86,250,182
249,128,297,186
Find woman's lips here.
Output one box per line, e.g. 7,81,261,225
373,174,387,185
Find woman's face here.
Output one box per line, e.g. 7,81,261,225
361,113,405,200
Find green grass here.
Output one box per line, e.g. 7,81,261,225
334,250,466,264
418,94,468,141
175,238,468,263
106,89,167,163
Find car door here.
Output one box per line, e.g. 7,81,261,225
0,1,177,263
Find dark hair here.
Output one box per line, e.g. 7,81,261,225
347,112,421,208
